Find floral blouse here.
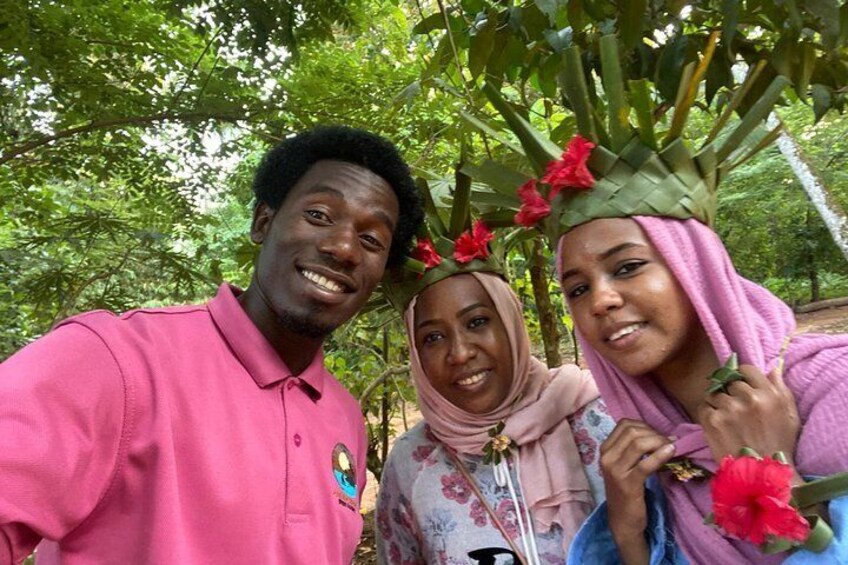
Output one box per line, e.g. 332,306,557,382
375,398,614,565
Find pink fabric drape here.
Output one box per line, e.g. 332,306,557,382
404,272,599,548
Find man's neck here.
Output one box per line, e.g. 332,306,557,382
237,286,324,376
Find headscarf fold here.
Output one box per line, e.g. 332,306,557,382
558,216,848,564
404,272,599,548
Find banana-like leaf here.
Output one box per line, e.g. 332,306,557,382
448,162,472,238
600,35,631,151
416,177,446,237
460,160,532,197
560,46,598,142
629,79,657,149
705,60,767,145
481,82,562,176
459,110,526,156
480,209,520,228
716,75,790,162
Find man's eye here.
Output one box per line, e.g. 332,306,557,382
305,210,330,222
360,234,385,250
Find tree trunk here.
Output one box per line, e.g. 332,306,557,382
769,115,848,263
528,240,562,367
806,207,821,303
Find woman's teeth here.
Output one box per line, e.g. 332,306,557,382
302,269,343,293
609,323,644,342
457,371,487,386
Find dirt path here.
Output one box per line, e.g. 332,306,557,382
353,304,848,563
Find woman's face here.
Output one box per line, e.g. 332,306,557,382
413,274,514,414
558,218,707,379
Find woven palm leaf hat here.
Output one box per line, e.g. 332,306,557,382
380,174,506,313
464,33,790,245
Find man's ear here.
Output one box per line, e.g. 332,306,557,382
250,202,275,244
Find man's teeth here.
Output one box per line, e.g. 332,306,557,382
302,270,344,293
609,323,644,342
457,371,487,386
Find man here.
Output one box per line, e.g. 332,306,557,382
0,126,423,564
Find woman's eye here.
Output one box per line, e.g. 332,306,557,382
305,209,330,222
468,316,489,329
568,284,588,299
422,332,443,345
615,261,646,276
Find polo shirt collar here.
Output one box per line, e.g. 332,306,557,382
207,284,326,396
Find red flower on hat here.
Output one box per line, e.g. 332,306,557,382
453,220,494,263
412,238,442,269
514,179,551,228
711,455,810,545
541,135,596,199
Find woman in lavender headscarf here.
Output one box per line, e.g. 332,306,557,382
557,216,848,564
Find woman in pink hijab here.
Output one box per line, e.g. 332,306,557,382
375,269,613,565
558,216,848,564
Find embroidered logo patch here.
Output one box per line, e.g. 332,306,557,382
332,443,357,512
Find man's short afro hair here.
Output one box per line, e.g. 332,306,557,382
252,125,423,267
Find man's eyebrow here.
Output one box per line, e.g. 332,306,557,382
303,185,345,199
415,302,486,330
305,184,396,232
560,242,645,281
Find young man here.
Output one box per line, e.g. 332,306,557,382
0,126,423,564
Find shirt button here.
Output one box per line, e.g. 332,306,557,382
293,434,302,446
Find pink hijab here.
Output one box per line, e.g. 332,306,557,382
557,216,848,563
404,271,599,548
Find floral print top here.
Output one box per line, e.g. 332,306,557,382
375,398,614,565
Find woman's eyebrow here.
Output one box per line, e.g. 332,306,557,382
560,242,645,282
415,302,486,330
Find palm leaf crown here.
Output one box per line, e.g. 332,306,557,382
463,33,790,248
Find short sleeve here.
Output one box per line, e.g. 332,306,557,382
0,323,126,564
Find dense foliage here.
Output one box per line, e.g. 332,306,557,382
2,0,848,483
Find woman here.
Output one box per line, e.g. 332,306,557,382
472,44,848,561
376,265,614,564
557,216,848,564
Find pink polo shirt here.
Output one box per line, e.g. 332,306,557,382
0,284,367,564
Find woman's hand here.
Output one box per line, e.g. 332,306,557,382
698,364,801,468
600,419,676,565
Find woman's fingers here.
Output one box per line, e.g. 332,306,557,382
601,419,674,478
636,443,677,475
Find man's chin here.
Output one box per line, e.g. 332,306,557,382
278,309,337,339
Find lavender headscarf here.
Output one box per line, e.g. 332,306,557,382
557,216,848,564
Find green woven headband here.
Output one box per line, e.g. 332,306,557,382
381,219,504,312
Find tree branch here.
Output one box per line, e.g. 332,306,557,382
358,365,409,406
0,111,257,166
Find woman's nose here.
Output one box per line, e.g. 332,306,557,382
590,281,623,316
447,334,477,365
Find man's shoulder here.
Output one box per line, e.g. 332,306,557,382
57,302,210,333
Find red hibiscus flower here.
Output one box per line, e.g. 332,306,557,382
514,179,551,228
412,237,441,269
453,220,494,263
541,135,595,199
711,455,810,545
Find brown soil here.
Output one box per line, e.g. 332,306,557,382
353,304,848,563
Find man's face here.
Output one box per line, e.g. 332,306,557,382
250,160,399,338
